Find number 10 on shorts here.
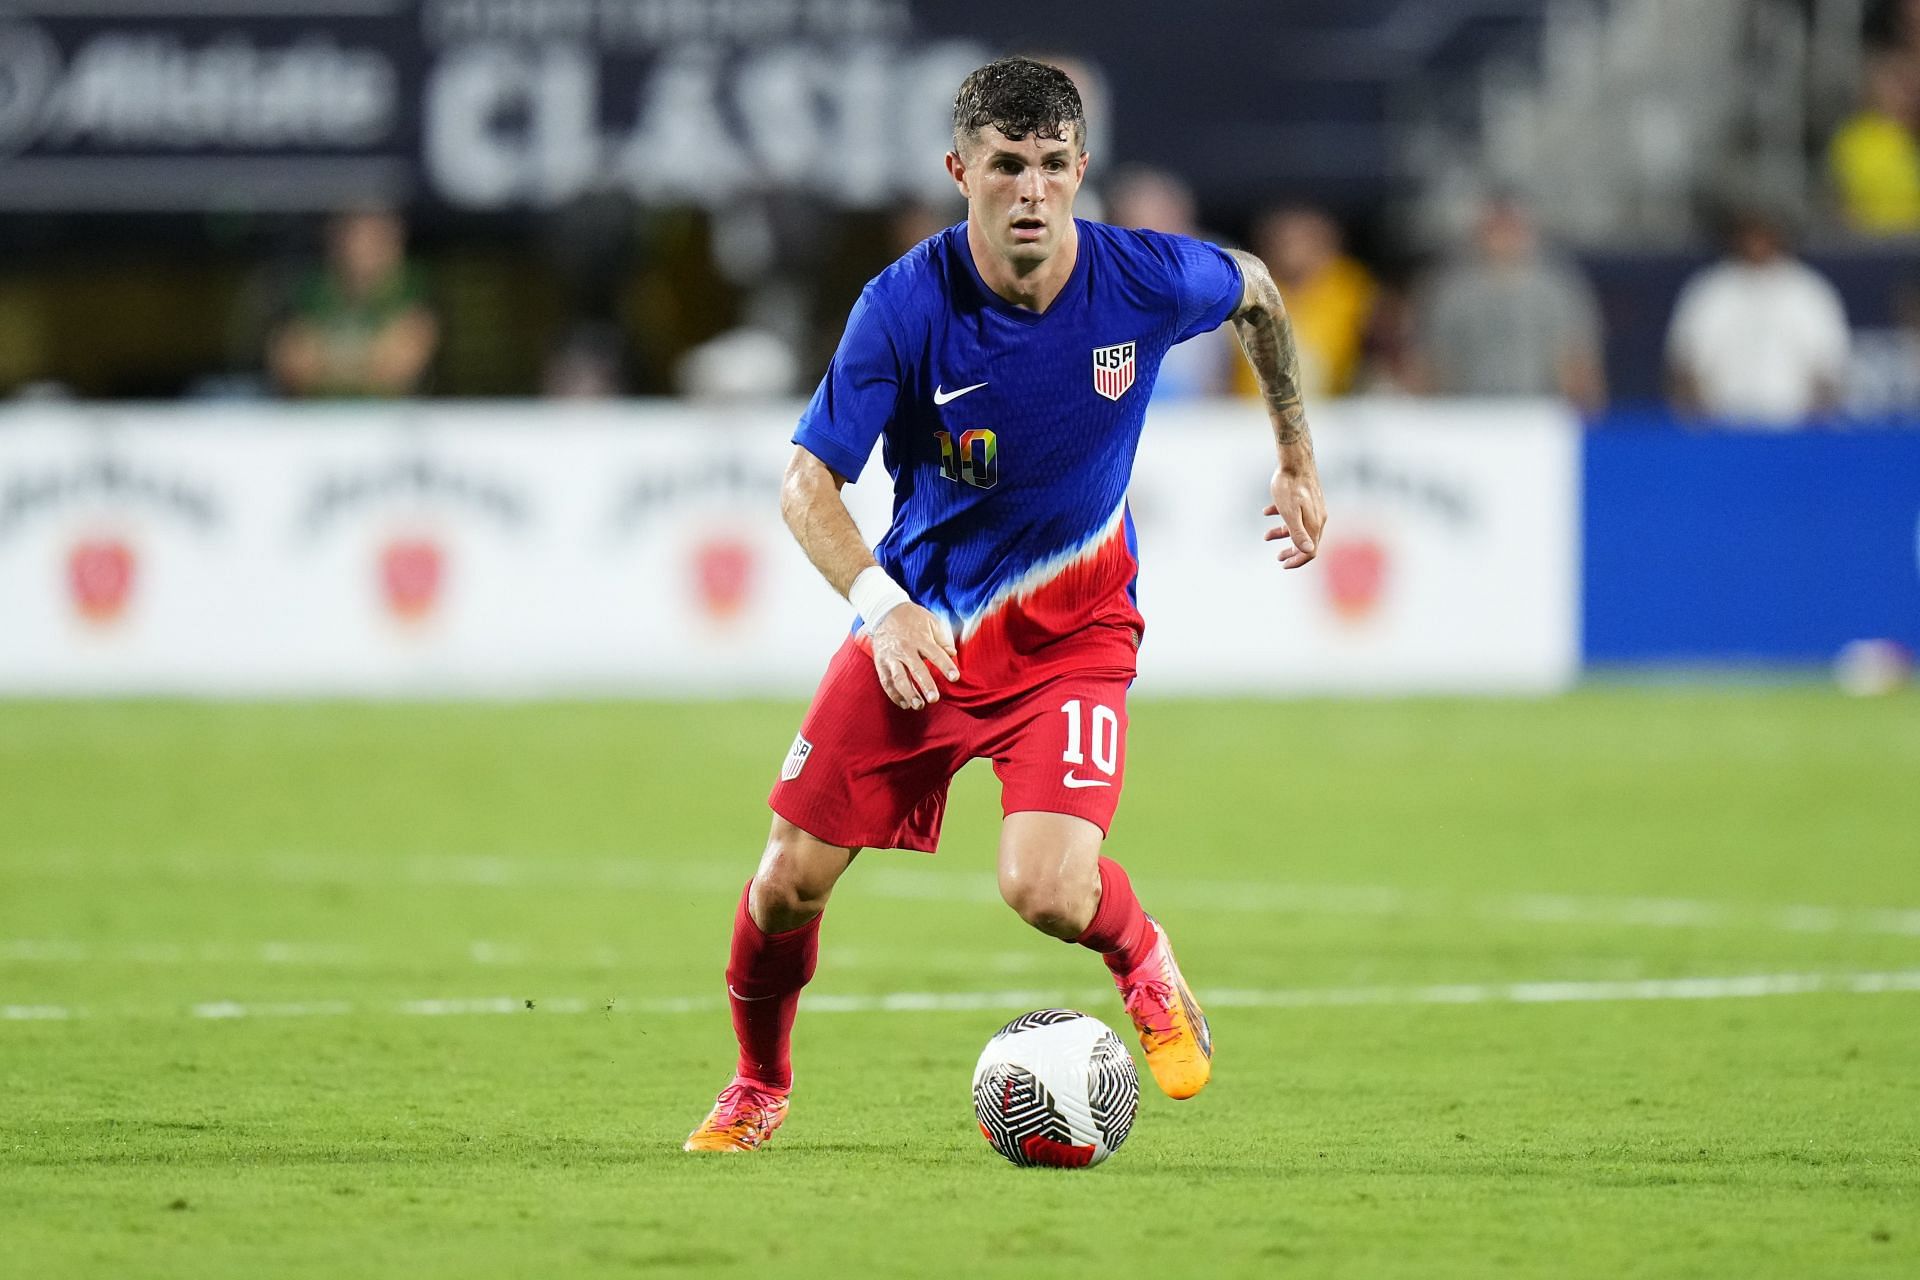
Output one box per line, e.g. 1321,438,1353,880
1060,699,1119,777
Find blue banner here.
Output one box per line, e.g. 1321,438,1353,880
1584,425,1920,663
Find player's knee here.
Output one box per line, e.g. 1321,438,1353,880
751,870,826,928
998,865,1083,938
751,822,852,929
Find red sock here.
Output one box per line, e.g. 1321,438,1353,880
1073,856,1154,974
724,880,820,1091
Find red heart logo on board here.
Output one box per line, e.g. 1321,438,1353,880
380,537,444,621
1322,537,1388,622
68,538,136,624
693,537,756,620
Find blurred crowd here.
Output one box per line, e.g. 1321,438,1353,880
1839,0,1920,234
241,183,1892,429
7,9,1920,427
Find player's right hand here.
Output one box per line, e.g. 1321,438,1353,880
868,605,959,711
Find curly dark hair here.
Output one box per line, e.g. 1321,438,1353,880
951,57,1086,156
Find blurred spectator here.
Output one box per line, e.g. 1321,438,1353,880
1411,197,1605,412
1828,51,1920,234
542,323,630,400
1235,206,1377,400
888,198,954,257
1107,165,1235,400
1867,0,1920,55
268,210,438,398
1666,209,1850,425
1353,283,1420,395
676,327,798,402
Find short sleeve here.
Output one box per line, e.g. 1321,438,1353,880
793,287,902,482
1157,233,1244,342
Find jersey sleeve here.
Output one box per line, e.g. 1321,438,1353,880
1161,233,1245,342
793,286,903,482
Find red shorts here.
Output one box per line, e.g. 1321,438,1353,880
769,630,1136,853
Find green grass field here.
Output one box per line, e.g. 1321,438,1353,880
3,691,1918,1278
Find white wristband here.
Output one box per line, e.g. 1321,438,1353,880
849,565,912,629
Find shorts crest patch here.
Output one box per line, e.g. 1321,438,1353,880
780,734,813,782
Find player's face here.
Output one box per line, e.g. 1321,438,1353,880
946,126,1088,268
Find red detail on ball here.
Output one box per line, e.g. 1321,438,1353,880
1019,1134,1096,1168
978,1121,993,1142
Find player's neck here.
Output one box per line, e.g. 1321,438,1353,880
965,218,1079,315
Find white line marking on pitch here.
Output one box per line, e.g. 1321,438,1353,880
0,938,526,967
1,1005,74,1021
7,970,1919,1025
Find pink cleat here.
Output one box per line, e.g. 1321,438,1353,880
683,1077,790,1152
1114,916,1212,1099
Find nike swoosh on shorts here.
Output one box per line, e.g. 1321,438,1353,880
1062,772,1112,789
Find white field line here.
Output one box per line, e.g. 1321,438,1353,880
0,939,1051,973
0,939,530,967
0,940,380,966
14,852,1920,940
6,969,1920,1025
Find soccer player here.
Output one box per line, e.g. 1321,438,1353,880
686,57,1327,1152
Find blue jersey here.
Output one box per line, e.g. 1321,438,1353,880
794,219,1242,687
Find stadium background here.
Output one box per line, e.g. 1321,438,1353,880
2,3,1918,1278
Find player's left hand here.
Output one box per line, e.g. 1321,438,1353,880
1265,457,1327,570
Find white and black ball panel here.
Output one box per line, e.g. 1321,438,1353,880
972,1009,1139,1168
991,1008,1085,1034
1086,1024,1139,1151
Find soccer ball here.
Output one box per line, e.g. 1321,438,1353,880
971,1009,1139,1168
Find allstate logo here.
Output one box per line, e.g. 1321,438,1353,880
0,18,59,154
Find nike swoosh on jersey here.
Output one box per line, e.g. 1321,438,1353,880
1062,771,1112,789
932,381,988,405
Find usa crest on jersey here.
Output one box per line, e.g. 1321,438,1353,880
1092,341,1136,401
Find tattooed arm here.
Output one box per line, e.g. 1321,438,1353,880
1225,248,1328,569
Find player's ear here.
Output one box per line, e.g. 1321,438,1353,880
1074,150,1090,184
945,150,970,198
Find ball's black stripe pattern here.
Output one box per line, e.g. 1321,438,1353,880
990,1008,1084,1037
972,1062,1075,1167
1086,1028,1139,1149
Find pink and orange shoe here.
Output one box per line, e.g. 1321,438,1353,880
1115,916,1213,1099
683,1077,790,1152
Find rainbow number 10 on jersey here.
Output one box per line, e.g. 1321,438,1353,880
935,429,998,489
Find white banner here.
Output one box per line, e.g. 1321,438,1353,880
1131,400,1581,693
0,399,1578,695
